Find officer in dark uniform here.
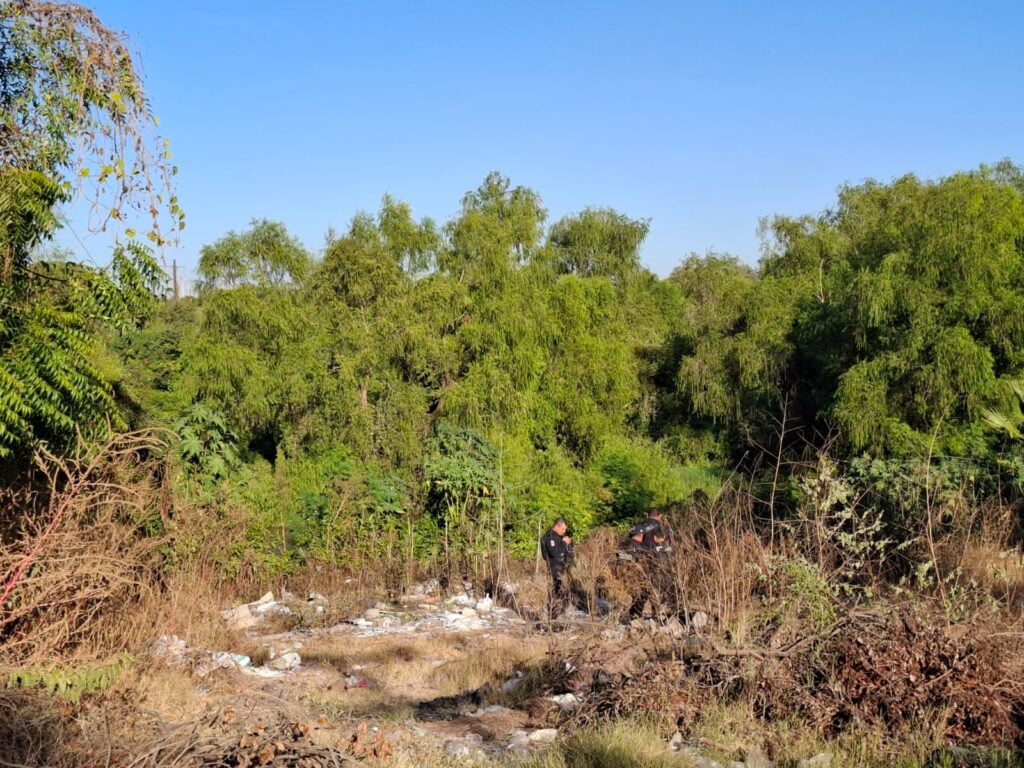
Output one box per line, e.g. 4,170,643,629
540,517,573,617
620,508,673,619
633,507,667,550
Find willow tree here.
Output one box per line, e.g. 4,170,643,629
764,166,1024,455
546,207,649,282
0,1,176,460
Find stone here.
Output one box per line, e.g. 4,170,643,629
461,607,478,618
506,730,531,753
674,748,728,768
252,590,275,606
798,754,831,768
501,670,525,693
476,596,493,612
220,604,258,630
445,740,471,758
547,693,579,713
667,731,685,752
364,608,381,620
150,635,189,664
527,728,558,744
268,651,301,671
663,615,686,637
690,610,710,630
744,746,774,768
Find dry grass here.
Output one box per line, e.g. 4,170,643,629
0,433,168,666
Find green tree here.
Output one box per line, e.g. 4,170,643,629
197,219,310,292
0,0,182,241
546,207,649,282
764,167,1024,455
0,1,175,461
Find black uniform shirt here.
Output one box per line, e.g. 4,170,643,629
541,529,571,567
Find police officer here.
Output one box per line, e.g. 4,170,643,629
621,507,673,619
632,507,667,551
540,517,573,617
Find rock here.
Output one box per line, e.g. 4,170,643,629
252,590,275,606
501,670,525,693
373,601,388,610
690,610,711,630
444,740,471,758
674,746,723,768
547,693,579,713
268,651,301,671
528,728,558,744
506,730,531,753
461,607,478,618
307,591,327,603
252,600,286,616
476,596,493,612
680,636,710,661
364,608,381,620
663,615,686,637
798,754,832,768
668,731,684,752
744,746,774,768
220,603,258,630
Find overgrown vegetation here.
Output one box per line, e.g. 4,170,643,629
2,1,1024,766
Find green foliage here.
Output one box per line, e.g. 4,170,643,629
546,207,649,282
7,653,132,703
175,403,239,479
767,167,1024,455
758,555,840,631
0,0,181,241
0,169,165,459
596,437,701,524
197,218,310,292
114,165,1024,579
425,423,505,573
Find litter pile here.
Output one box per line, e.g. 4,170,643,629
150,635,302,679
346,588,525,637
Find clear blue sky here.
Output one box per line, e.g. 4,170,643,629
61,0,1024,281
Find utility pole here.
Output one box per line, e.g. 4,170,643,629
172,259,180,300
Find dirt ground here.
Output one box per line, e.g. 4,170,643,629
110,585,629,767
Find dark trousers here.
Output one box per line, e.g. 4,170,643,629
548,563,568,617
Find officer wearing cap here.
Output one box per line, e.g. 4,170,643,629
620,507,673,619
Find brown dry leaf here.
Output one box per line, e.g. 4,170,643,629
256,741,276,764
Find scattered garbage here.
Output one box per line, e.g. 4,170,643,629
150,634,189,665
267,651,301,672
547,693,580,713
220,591,294,631
344,675,369,690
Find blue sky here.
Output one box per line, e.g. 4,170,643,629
60,1,1024,281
